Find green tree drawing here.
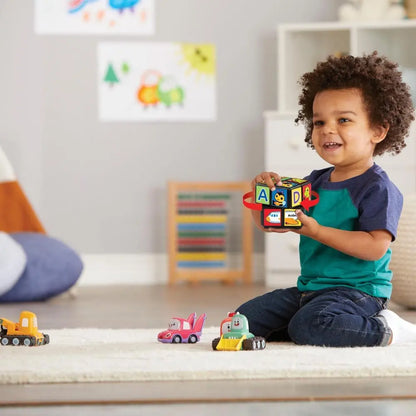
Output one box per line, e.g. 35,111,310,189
103,63,119,87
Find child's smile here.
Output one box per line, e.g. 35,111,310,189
322,141,342,151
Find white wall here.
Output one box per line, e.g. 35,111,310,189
0,0,344,259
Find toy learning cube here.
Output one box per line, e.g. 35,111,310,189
255,177,311,229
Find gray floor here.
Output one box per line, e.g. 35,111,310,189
0,284,416,415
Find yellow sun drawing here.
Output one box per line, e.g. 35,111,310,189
178,44,216,78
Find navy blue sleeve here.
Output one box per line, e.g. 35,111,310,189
304,167,332,185
357,180,403,241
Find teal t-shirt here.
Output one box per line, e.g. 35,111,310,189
297,164,403,298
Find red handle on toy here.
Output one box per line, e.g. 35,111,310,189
300,190,320,211
242,191,262,211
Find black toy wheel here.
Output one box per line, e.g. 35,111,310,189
172,335,182,343
212,337,220,350
188,334,198,344
43,334,50,344
23,337,32,346
242,336,266,350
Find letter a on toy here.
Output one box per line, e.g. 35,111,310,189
255,186,270,205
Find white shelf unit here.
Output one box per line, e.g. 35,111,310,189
265,20,416,287
277,20,416,113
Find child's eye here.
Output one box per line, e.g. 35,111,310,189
313,120,323,126
339,118,350,123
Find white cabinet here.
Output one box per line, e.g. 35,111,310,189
265,20,416,287
277,20,416,113
264,112,330,177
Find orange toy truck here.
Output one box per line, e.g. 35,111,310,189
0,311,50,346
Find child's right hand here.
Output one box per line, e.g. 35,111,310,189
251,171,282,191
250,171,288,234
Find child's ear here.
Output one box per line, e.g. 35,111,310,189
371,123,390,144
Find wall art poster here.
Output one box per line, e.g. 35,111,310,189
98,42,217,122
35,0,154,35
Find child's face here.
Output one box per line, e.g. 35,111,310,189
311,88,388,176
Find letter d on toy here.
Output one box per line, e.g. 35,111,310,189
292,188,302,207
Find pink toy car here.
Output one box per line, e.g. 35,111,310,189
157,312,207,344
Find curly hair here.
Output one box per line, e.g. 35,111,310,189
295,52,414,156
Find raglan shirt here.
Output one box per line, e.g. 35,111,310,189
298,164,402,299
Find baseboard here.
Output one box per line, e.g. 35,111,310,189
78,253,265,286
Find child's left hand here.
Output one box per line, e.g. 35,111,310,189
295,209,319,237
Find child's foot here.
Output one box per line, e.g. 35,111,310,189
378,309,416,344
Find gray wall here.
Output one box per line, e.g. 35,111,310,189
0,0,344,254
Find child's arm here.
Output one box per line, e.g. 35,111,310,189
296,210,392,261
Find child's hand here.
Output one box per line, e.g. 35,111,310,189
249,171,285,233
252,171,282,191
264,227,290,234
295,209,319,237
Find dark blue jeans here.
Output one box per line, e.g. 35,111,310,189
236,286,391,347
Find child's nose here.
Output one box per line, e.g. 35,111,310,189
322,122,336,135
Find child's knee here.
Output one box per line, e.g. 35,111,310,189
288,311,325,345
235,296,262,321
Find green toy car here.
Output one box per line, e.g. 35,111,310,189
212,312,266,351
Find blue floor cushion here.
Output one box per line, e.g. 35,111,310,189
0,232,83,302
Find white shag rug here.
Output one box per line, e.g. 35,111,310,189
1,327,416,384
